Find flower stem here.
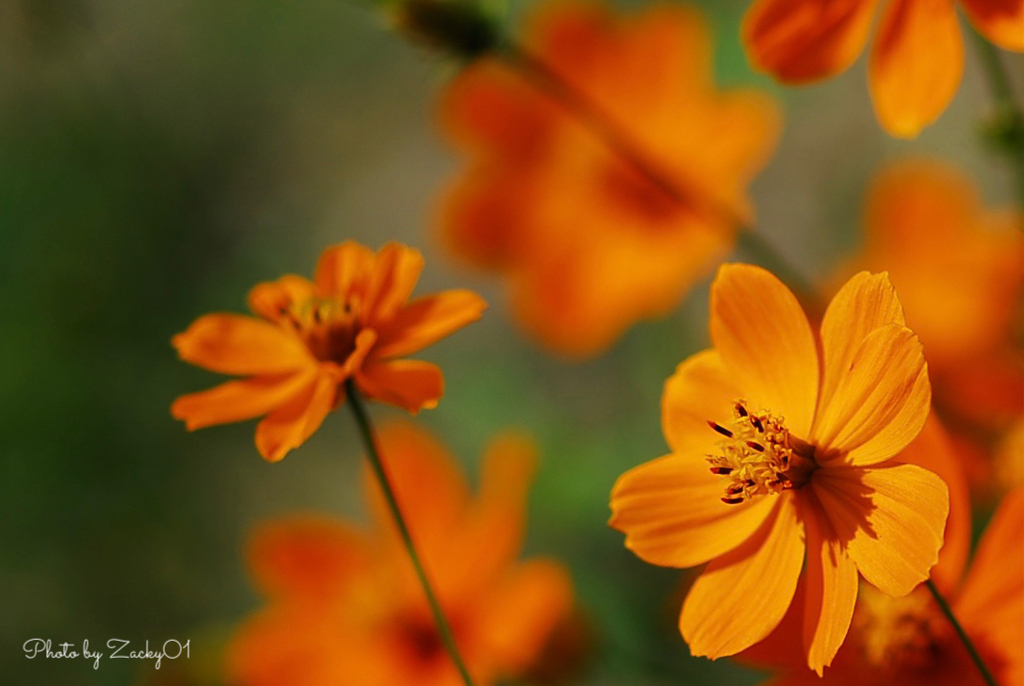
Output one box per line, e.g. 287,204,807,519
925,579,997,686
344,379,477,686
496,40,819,305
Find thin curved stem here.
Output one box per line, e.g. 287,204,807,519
345,380,477,686
496,40,819,303
925,579,998,686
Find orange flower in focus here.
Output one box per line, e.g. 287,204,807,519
845,160,1023,433
743,0,1024,137
742,486,1023,685
609,264,948,673
171,242,487,462
438,2,780,356
228,422,573,686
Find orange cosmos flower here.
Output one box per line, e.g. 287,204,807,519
438,2,780,356
227,422,574,686
609,263,948,673
743,0,1024,137
171,242,487,462
742,486,1023,686
844,160,1023,433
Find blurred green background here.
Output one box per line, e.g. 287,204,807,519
1,0,1019,684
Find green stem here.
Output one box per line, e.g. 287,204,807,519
345,379,477,686
497,40,819,303
925,579,998,686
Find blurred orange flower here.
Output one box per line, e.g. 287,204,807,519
845,160,1023,432
171,242,487,461
228,422,573,686
742,486,1023,685
438,2,780,356
609,264,948,673
743,0,1024,137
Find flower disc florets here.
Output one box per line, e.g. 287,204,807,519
707,401,816,504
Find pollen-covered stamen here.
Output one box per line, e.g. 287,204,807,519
706,400,817,504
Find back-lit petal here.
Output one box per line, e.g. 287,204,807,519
892,416,972,589
801,504,859,675
661,349,742,455
610,454,777,568
363,243,426,325
355,359,444,413
255,372,338,462
172,314,313,375
171,371,316,430
681,494,804,657
817,271,905,416
869,0,964,138
374,290,488,359
313,241,375,299
814,462,948,596
811,324,930,465
710,264,818,437
743,0,881,82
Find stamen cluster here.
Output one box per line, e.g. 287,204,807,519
706,401,811,504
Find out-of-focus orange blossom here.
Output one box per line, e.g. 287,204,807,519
437,1,780,357
228,422,573,686
743,0,1024,137
836,160,1023,497
171,242,487,461
610,264,948,674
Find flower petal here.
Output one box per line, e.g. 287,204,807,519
955,487,1023,628
609,454,776,568
811,323,930,465
355,359,444,413
364,422,469,559
172,314,313,375
254,371,338,462
960,0,1023,51
868,0,964,138
892,415,971,589
473,559,574,674
710,263,819,437
247,275,317,322
171,371,316,430
447,433,537,593
801,504,859,675
313,241,374,299
246,516,370,600
661,349,743,455
363,243,425,325
813,462,948,596
373,290,488,359
681,493,804,658
742,0,880,82
816,271,905,418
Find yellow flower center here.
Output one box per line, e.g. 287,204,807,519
706,401,816,504
279,295,363,364
854,586,947,670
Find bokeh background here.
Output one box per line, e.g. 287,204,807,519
2,0,1020,684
